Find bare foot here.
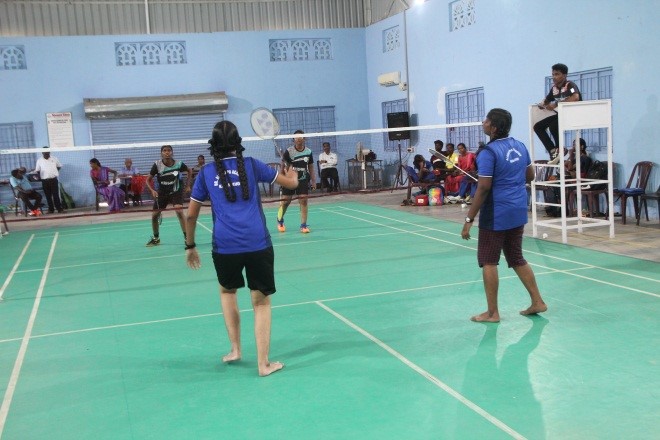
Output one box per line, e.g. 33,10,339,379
222,350,241,363
520,303,548,316
258,361,284,377
470,311,500,323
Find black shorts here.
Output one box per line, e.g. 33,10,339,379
282,178,309,196
153,190,184,210
212,247,276,295
477,226,527,268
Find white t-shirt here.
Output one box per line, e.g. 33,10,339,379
318,151,337,170
35,156,62,179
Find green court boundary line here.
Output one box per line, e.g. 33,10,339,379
317,301,527,440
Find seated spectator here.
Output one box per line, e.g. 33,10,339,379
118,158,140,205
10,167,43,216
319,142,339,192
413,154,436,183
455,143,478,203
90,158,125,212
446,143,476,193
565,138,592,179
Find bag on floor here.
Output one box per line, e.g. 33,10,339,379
60,183,75,209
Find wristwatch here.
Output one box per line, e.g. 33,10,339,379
465,217,473,223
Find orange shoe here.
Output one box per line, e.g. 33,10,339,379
300,225,311,234
277,220,286,232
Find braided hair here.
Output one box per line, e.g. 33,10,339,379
208,120,249,202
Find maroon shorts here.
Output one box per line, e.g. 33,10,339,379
477,226,527,268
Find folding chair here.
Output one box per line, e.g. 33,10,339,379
613,161,653,224
10,183,44,216
636,184,659,225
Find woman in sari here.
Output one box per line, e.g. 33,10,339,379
90,158,125,212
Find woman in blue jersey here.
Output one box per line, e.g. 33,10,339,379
461,108,547,323
185,120,298,377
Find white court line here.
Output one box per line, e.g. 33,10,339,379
335,205,660,283
325,207,478,252
0,235,35,301
316,301,526,440
0,266,575,345
0,233,58,439
332,206,660,296
13,220,212,275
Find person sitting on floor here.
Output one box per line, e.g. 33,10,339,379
90,158,125,212
413,154,436,184
10,167,43,216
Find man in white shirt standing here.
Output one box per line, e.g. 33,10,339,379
318,142,339,193
33,146,64,213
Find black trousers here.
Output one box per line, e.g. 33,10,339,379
41,177,63,212
320,167,339,191
533,114,559,155
18,190,43,211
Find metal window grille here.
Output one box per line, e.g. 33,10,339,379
273,106,336,158
545,67,613,151
0,122,35,176
445,87,486,150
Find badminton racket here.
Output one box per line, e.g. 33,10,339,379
428,148,478,182
251,108,285,164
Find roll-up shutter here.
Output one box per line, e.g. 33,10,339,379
90,113,222,174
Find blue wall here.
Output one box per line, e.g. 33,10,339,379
2,0,659,217
367,0,659,214
0,28,369,205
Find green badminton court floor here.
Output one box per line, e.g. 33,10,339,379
0,202,658,439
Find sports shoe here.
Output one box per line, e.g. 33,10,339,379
145,236,160,247
464,195,471,203
277,220,286,233
300,224,311,234
1,231,8,237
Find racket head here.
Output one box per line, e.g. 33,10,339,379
428,148,450,162
250,108,281,140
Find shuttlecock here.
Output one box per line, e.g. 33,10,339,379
542,233,548,239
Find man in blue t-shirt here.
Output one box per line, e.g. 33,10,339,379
461,108,547,323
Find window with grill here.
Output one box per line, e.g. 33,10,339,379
0,122,36,177
545,67,613,151
445,87,486,150
272,106,336,157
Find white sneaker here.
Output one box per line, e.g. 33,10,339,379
1,231,8,236
548,149,561,165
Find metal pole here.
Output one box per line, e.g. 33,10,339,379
144,0,151,34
